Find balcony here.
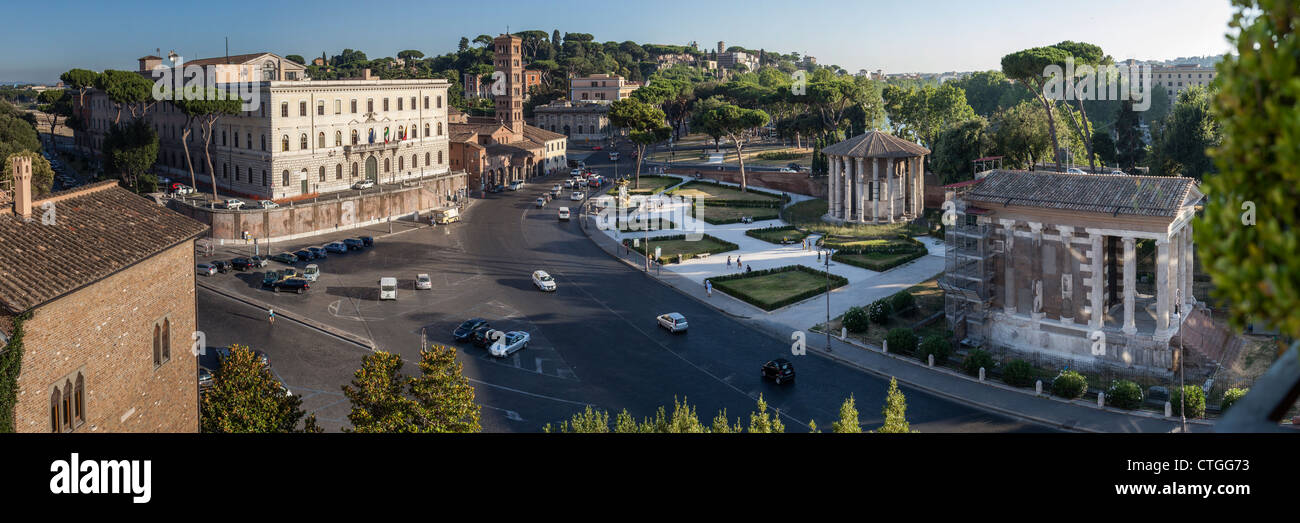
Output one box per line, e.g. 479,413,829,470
343,141,401,156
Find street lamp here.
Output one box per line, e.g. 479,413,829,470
825,244,832,353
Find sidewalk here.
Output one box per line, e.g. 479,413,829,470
582,213,1213,433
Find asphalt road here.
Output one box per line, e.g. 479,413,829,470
195,145,1048,433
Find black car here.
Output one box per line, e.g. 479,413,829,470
272,278,310,293
271,252,298,264
360,236,374,247
470,326,498,348
211,260,231,273
294,250,315,262
261,271,281,287
308,247,328,259
230,257,253,271
453,318,489,341
761,359,796,385
344,238,364,251
489,184,504,193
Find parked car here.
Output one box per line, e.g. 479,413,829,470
258,200,279,209
536,197,546,207
564,179,573,189
532,270,557,291
779,167,798,173
271,252,298,264
196,263,217,276
360,236,374,247
416,274,432,290
294,250,315,262
352,180,376,190
453,318,489,341
343,238,364,251
508,181,523,191
490,184,505,193
558,207,570,221
308,247,328,259
222,199,244,210
489,331,530,358
249,256,269,268
211,260,230,273
261,271,282,287
273,278,310,294
761,359,796,385
230,258,253,271
1109,169,1125,175
325,242,348,254
1066,168,1087,175
657,312,688,333
471,327,502,348
198,367,214,390
173,183,195,195
379,277,397,300
303,264,320,282
592,145,602,151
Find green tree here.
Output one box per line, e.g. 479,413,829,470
342,346,481,433
37,89,71,141
2,151,54,196
882,82,975,149
284,54,306,65
1002,46,1073,169
1150,86,1220,179
1114,99,1146,171
1052,41,1108,171
396,50,424,63
746,394,785,433
831,395,861,433
1091,130,1118,168
992,100,1052,170
931,117,992,183
876,377,914,433
0,108,43,168
607,98,670,189
201,344,321,433
691,103,770,192
95,69,158,124
103,118,159,193
1198,0,1300,338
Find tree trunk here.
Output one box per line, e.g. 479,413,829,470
1074,98,1095,171
203,119,219,204
733,137,747,192
634,144,644,189
182,123,196,193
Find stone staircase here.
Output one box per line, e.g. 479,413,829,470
1174,307,1242,370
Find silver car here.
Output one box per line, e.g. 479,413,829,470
489,331,530,358
657,313,688,333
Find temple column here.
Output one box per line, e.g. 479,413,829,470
1155,237,1171,332
1029,221,1043,320
842,157,853,221
1089,232,1105,330
1183,223,1195,306
886,158,896,223
1170,228,1182,322
856,157,866,222
872,158,880,222
1122,236,1137,335
1058,225,1077,323
827,155,837,217
1000,218,1017,314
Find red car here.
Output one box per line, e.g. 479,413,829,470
592,145,602,151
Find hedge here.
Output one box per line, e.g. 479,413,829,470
842,306,870,333
868,300,891,324
917,334,951,365
707,265,848,311
962,349,994,377
744,225,803,244
670,179,790,202
890,291,915,313
829,236,928,272
885,328,917,355
1052,370,1088,399
1220,387,1248,412
756,151,806,161
1106,380,1144,410
1003,359,1036,387
1171,385,1206,418
621,233,738,265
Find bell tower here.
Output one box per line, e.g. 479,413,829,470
492,33,524,136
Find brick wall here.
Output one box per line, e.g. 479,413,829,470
14,241,199,433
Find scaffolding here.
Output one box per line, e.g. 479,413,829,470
938,197,1000,347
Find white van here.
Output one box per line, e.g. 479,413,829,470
379,277,397,300
558,207,570,221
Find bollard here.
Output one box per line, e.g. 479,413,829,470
978,367,985,382
1098,392,1105,408
882,340,889,353
1036,380,1043,395
928,354,934,367
1164,401,1173,417
841,327,847,339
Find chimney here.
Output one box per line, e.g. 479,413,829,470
12,155,32,219
362,68,372,81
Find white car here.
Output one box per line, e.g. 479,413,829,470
223,199,244,210
196,263,217,276
379,277,397,300
1109,169,1125,175
416,273,432,290
557,207,570,221
570,168,582,176
570,191,583,201
532,270,557,291
489,331,530,357
174,184,195,195
657,312,688,333
1066,168,1087,175
258,200,279,209
303,264,320,282
536,197,546,207
779,167,797,173
352,180,376,190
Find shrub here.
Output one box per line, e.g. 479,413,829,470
842,306,870,333
1002,359,1036,387
756,150,806,161
1220,387,1248,412
962,349,994,376
917,335,951,364
1051,370,1088,399
890,292,915,313
1106,380,1144,410
1171,385,1207,418
868,299,892,323
885,328,917,355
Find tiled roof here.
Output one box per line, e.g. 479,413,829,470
185,52,302,68
0,182,209,313
964,170,1200,218
822,130,930,158
523,125,565,143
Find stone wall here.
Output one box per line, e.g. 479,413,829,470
664,167,826,198
168,173,467,244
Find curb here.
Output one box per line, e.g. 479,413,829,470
197,281,377,351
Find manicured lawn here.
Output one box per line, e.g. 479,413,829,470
625,234,737,264
694,205,780,225
783,198,927,238
605,175,683,196
746,226,810,245
670,181,784,202
834,251,917,270
616,218,678,232
711,268,837,311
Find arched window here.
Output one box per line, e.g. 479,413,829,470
161,319,171,364
437,122,443,136
336,163,343,180
425,152,430,166
398,156,404,171
351,162,358,177
263,61,277,81
50,388,61,433
282,170,290,186
152,323,162,367
74,374,85,426
335,131,342,146
281,135,289,152
62,380,72,430
384,158,390,173
438,150,443,164
300,134,308,150
412,154,417,171
318,132,326,148
351,129,359,145
424,123,430,137
397,125,405,140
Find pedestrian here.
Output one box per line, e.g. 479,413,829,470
736,255,741,268
746,264,752,273
727,255,732,267
706,279,713,297
268,308,275,326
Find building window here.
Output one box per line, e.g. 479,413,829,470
437,96,442,108
247,133,252,150
437,122,443,136
282,170,289,186
411,154,417,171
319,166,326,182
335,99,342,114
398,97,403,111
261,134,266,151
282,135,289,151
384,158,390,172
367,99,373,113
73,374,85,427
383,98,389,111
263,170,268,186
398,156,404,171
351,162,358,177
300,134,308,150
410,97,416,110
423,96,429,109
299,100,307,116
351,129,359,145
438,150,443,164
317,100,325,115
424,123,430,137
50,388,62,433
281,102,288,117
335,131,342,146
152,323,163,367
336,163,343,180
351,99,357,113
318,132,326,148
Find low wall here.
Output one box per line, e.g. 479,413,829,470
168,173,467,245
663,167,826,198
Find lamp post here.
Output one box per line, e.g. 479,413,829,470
825,244,832,353
1177,288,1186,433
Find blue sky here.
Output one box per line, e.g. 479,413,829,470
1,0,1237,83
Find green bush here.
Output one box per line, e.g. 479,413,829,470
1002,359,1036,387
917,335,951,364
1220,387,1248,412
756,151,806,161
842,306,870,333
1051,370,1088,399
1106,380,1144,410
1171,385,1207,418
868,299,892,323
885,328,917,355
962,349,994,377
890,291,915,313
